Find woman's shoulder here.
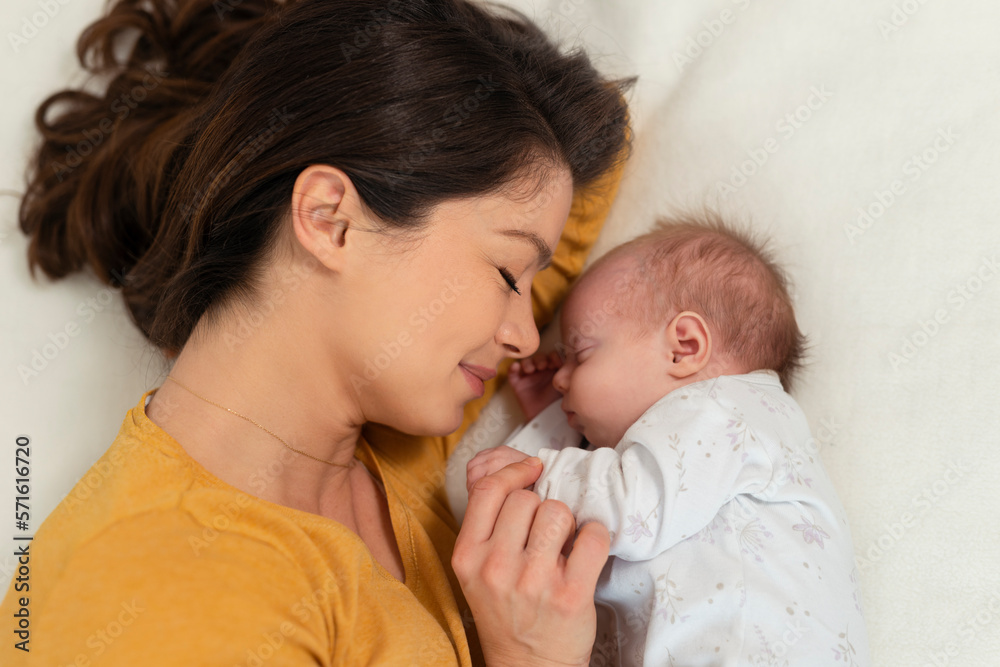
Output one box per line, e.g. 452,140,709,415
0,499,335,664
0,392,385,664
45,390,364,561
25,391,385,595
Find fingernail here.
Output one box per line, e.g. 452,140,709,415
525,456,542,466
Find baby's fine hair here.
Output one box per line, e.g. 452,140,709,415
595,211,807,390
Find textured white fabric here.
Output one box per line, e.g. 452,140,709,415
503,371,869,666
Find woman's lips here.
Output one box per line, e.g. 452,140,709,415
459,364,491,397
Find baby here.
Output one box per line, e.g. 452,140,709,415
465,216,870,666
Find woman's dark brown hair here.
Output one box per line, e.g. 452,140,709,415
19,0,632,355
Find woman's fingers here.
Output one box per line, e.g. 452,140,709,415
489,488,542,551
524,499,576,563
454,463,608,667
457,458,544,545
565,521,611,591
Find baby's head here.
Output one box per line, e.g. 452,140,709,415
551,213,805,447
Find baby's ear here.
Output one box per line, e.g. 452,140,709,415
665,311,712,378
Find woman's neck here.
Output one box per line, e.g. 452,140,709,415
146,314,364,516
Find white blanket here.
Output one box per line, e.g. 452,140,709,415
446,1,1000,665
2,1,998,665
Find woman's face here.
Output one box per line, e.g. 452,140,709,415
345,168,574,436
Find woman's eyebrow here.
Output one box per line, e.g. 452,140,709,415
499,229,554,270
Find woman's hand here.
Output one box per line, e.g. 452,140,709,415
508,351,564,421
466,445,531,494
453,457,610,667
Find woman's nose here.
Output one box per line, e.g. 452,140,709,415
496,295,540,359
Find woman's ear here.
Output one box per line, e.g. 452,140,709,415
664,311,713,379
289,164,366,272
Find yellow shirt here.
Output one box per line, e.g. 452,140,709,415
0,162,623,666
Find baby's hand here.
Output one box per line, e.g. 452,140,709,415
508,350,563,421
466,445,533,494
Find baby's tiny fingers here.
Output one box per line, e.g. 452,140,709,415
467,452,489,473
466,469,484,493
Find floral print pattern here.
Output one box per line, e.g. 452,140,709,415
506,371,869,667
793,516,831,548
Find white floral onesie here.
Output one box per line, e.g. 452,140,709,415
502,370,870,667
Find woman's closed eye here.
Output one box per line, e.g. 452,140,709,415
498,266,522,296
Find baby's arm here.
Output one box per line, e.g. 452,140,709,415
533,400,773,561
466,399,584,493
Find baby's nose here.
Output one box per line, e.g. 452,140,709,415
552,365,569,394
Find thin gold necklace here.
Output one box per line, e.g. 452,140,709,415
163,375,353,469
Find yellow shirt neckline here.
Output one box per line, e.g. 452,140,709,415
135,386,414,588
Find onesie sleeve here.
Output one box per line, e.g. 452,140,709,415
502,399,585,456
533,391,774,561
32,512,330,666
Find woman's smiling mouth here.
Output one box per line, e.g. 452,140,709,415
459,363,497,397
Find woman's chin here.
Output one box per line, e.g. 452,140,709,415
410,404,467,438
